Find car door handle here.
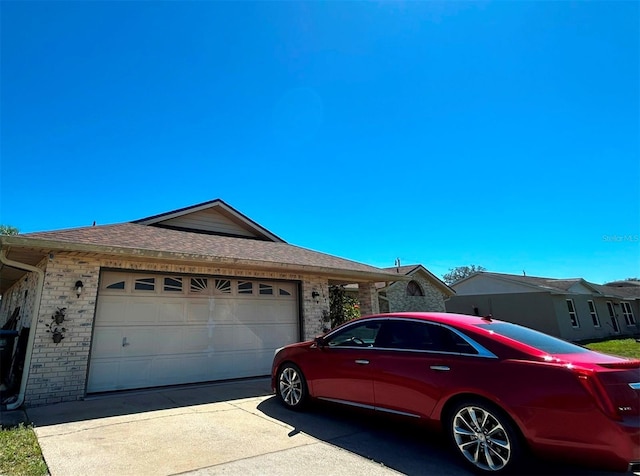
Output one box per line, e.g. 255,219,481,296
430,365,450,371
355,359,370,365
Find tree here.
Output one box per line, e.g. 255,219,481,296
326,285,360,330
443,265,486,285
0,224,19,235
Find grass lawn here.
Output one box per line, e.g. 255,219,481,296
0,424,48,476
585,338,640,359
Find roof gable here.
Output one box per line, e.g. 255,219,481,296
132,199,284,242
383,264,455,296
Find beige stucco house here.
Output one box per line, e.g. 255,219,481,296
0,199,402,408
445,272,639,342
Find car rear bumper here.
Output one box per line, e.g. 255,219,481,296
528,413,639,472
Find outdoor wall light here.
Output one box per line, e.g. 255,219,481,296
312,290,320,303
75,280,84,297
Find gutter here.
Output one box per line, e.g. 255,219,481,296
0,235,406,283
0,248,45,410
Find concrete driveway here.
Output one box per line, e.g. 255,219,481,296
24,378,628,476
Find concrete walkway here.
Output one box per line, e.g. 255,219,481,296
25,378,402,476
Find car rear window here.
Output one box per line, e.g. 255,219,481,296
473,322,590,355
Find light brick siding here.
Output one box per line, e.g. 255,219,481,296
0,258,44,329
358,282,380,316
386,274,447,313
3,251,330,407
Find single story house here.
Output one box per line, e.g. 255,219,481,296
0,199,403,408
445,272,639,341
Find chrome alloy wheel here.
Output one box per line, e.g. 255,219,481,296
452,405,512,472
279,366,303,407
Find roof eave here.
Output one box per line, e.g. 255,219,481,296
0,235,401,283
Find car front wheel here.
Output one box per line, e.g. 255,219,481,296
448,400,522,474
276,363,308,410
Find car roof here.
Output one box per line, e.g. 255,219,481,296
355,312,539,355
361,312,496,330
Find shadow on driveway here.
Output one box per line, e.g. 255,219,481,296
26,377,273,426
257,397,629,476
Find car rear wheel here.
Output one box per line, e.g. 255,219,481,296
448,400,522,474
276,363,308,410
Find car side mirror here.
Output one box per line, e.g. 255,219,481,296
314,336,326,348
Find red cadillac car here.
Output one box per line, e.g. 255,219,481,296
271,313,640,474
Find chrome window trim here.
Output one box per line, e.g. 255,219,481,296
322,317,498,359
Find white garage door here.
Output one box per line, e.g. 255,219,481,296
87,271,299,393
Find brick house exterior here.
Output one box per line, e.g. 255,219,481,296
0,200,397,407
378,265,455,313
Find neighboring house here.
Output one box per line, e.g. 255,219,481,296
445,272,639,342
378,265,455,313
0,199,401,407
344,264,454,313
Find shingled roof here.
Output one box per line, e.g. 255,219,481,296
459,272,639,299
1,222,401,288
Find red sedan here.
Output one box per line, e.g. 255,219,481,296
271,312,640,474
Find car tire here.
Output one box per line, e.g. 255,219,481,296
276,363,308,410
448,399,523,474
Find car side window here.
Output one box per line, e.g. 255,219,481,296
326,321,382,347
376,320,478,354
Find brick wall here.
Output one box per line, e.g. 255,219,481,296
386,273,447,313
19,251,330,406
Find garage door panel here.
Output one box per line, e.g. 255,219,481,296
150,356,193,385
214,300,236,322
157,301,186,324
152,327,185,354
182,327,213,352
95,300,128,325
128,301,160,324
187,301,214,322
258,324,298,348
91,328,124,359
89,272,299,393
235,301,262,323
117,358,153,388
86,361,120,392
122,329,164,357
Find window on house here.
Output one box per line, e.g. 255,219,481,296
190,278,208,294
134,277,156,291
106,281,125,290
606,301,620,333
587,300,600,327
238,281,253,294
259,283,273,295
621,302,636,326
163,277,183,292
214,279,232,294
406,281,424,297
279,288,291,296
566,299,579,328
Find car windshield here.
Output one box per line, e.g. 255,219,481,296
473,322,590,355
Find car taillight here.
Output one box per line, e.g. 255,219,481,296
574,368,622,421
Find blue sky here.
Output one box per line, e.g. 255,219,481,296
1,1,638,284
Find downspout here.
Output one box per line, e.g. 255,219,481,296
0,248,45,410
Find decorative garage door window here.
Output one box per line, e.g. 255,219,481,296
100,271,296,299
